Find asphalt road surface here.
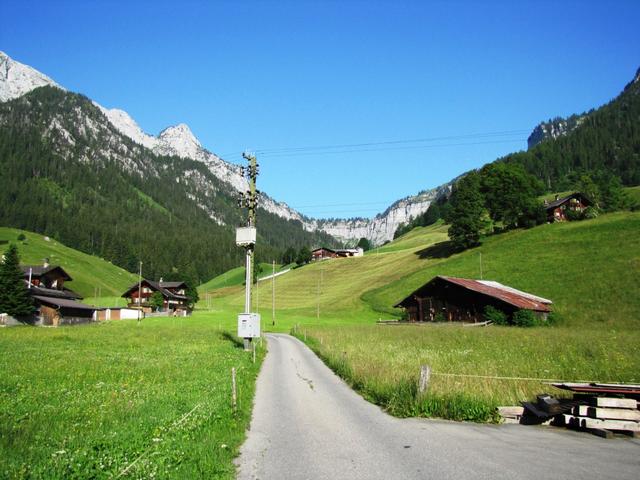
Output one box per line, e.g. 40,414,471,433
236,334,639,480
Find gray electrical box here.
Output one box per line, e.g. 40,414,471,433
236,227,257,247
238,313,261,338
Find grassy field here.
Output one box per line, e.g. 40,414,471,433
0,227,136,300
0,314,263,479
293,324,640,422
198,262,284,293
203,211,640,329
205,211,640,421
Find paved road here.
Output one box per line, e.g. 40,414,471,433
236,334,639,480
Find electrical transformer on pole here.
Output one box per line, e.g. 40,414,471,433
236,152,261,351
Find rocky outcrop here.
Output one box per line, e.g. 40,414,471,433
527,114,585,150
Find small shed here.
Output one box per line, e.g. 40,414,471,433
394,276,552,323
33,295,96,326
544,192,592,222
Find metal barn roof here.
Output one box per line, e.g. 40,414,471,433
395,276,552,312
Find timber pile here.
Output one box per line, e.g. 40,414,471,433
560,396,640,439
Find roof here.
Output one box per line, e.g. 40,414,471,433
312,247,336,253
545,192,591,210
28,284,82,300
159,281,187,289
33,295,96,310
121,279,188,300
395,276,552,312
21,265,72,281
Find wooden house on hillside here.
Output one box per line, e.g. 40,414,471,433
544,192,592,222
21,264,96,326
121,279,190,313
394,276,552,323
312,248,338,261
312,247,364,261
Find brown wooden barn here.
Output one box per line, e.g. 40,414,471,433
33,295,96,326
312,248,338,261
394,276,552,323
121,279,190,313
544,192,592,222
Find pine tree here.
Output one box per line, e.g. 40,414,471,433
0,244,34,317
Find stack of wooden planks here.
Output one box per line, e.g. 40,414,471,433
561,397,640,439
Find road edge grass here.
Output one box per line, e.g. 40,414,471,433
291,330,500,423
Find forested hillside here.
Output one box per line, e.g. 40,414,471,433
503,68,640,188
0,87,335,284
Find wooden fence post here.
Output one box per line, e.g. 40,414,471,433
418,365,431,395
231,367,237,412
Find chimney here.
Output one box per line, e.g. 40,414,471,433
159,276,163,284
554,195,559,201
43,258,49,268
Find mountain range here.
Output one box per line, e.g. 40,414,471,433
0,51,449,247
1,51,638,282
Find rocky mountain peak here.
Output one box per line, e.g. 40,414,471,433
156,123,202,159
0,51,61,102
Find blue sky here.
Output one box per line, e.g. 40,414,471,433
2,0,639,218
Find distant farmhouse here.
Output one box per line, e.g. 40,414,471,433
544,192,592,222
395,276,552,323
311,247,364,261
121,279,190,314
21,263,96,326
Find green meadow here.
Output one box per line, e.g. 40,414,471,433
0,316,263,479
204,211,640,421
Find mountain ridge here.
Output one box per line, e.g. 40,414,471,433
0,50,443,245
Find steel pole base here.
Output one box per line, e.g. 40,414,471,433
244,337,252,351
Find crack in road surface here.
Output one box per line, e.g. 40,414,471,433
236,333,639,480
292,357,315,390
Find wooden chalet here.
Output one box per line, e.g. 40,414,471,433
544,192,591,222
312,248,338,261
21,264,95,326
312,247,364,261
121,279,190,313
336,248,364,258
394,276,552,323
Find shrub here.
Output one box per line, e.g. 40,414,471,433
564,208,584,221
433,311,446,322
512,309,539,327
483,305,508,325
17,233,26,241
583,206,599,219
546,311,562,326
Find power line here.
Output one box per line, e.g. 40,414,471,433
290,200,395,208
217,128,529,159
258,139,525,159
254,129,529,154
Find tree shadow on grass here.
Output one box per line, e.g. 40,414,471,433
415,240,459,260
219,331,245,349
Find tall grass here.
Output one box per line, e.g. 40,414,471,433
294,323,640,422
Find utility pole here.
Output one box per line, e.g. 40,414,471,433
272,260,275,326
236,152,260,351
137,261,143,323
479,252,483,280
